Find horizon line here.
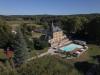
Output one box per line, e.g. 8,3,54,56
0,13,100,16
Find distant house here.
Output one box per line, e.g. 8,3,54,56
4,47,14,59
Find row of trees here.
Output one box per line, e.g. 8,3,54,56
62,16,100,44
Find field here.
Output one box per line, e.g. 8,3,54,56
87,44,100,64
0,49,6,60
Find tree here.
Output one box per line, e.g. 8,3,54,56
20,23,32,36
70,17,83,33
0,21,12,48
12,27,29,65
20,23,34,50
62,17,83,34
33,38,48,50
78,17,89,35
87,17,100,43
33,38,43,50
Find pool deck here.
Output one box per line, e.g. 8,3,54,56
49,39,88,60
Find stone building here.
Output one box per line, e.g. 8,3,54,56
47,22,68,47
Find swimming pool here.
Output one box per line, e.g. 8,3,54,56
59,43,83,52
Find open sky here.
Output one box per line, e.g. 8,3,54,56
0,0,100,15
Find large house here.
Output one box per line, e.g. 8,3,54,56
46,22,69,47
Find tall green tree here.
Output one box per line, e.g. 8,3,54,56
20,23,34,50
76,17,89,35
0,21,12,48
33,37,48,50
62,17,83,34
13,27,29,65
70,17,82,33
87,17,100,43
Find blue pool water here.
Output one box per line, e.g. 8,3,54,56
60,43,83,52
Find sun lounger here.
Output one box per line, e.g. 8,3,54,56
77,50,83,52
80,49,86,51
75,51,81,54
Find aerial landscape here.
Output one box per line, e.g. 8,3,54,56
0,0,100,75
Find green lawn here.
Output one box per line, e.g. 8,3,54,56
29,47,48,57
86,44,100,63
32,32,42,38
6,21,35,25
0,49,6,60
87,44,100,56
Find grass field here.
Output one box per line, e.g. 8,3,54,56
0,49,6,60
87,44,100,64
88,44,100,56
6,21,35,25
32,32,42,38
29,47,48,58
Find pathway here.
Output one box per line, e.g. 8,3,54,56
26,48,57,62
